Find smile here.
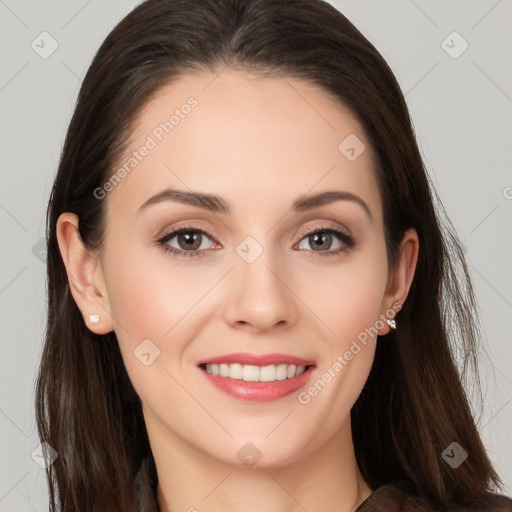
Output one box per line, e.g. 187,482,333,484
197,353,316,402
203,362,307,382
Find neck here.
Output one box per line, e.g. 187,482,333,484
147,410,373,512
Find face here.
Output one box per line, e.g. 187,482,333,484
87,69,402,468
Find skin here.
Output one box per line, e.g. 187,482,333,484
56,69,419,512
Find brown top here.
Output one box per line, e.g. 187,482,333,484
133,456,512,512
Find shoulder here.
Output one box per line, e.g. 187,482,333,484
357,479,512,512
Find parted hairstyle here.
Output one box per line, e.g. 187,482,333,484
36,0,506,510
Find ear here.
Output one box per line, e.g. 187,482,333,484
378,228,419,334
56,212,114,334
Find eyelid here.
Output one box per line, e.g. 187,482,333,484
298,222,351,239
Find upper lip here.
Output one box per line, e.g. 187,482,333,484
197,352,316,367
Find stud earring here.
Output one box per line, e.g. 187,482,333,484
89,314,100,324
385,317,396,330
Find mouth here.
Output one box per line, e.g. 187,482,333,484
199,362,313,382
197,353,316,402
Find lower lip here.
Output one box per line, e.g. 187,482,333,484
199,366,315,402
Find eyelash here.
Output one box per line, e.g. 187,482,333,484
156,224,356,259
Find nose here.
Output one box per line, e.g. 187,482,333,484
222,243,298,333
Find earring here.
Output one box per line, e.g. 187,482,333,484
385,317,396,330
89,314,100,324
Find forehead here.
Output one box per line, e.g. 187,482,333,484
105,69,381,224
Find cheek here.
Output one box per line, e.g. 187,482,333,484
294,247,386,408
299,252,387,348
104,250,199,410
103,248,196,377
106,246,207,340
103,245,228,396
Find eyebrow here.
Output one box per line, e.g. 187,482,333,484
138,187,372,221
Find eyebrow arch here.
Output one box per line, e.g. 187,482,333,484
138,187,372,221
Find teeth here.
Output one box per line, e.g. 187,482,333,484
275,364,287,380
204,363,307,382
242,365,259,381
286,365,296,378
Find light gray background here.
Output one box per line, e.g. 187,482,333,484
0,0,511,509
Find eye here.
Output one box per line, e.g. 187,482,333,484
156,224,356,259
156,227,218,258
295,225,355,257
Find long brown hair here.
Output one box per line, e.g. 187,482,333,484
36,0,506,510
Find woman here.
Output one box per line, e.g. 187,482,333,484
36,0,512,510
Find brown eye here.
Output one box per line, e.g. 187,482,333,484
176,231,203,251
296,226,355,256
157,227,218,258
307,232,334,251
